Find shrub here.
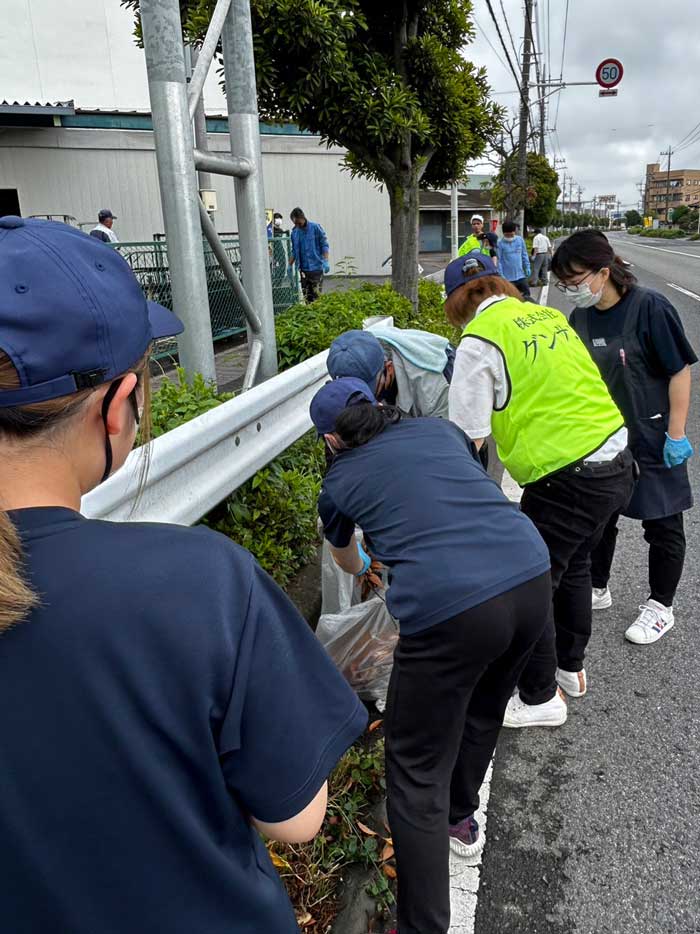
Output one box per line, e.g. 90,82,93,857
148,373,324,588
639,227,686,239
627,226,643,235
689,233,700,241
208,432,324,588
411,279,461,343
149,369,234,438
275,285,412,369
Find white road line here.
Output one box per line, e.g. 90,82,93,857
667,282,700,302
618,241,700,260
540,273,550,306
448,471,521,932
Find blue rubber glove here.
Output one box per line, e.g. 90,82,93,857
356,542,372,576
663,433,694,468
323,259,331,275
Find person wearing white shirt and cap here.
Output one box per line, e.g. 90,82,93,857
90,209,119,244
530,228,552,287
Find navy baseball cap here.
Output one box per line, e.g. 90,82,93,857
327,329,385,385
98,209,116,221
310,377,377,436
0,216,183,407
444,250,499,298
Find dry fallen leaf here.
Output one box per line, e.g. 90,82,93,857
356,821,377,836
296,911,315,927
381,843,395,861
369,719,383,732
269,851,291,871
383,863,397,879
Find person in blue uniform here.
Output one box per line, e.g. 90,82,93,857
310,377,551,934
552,229,696,644
0,217,366,934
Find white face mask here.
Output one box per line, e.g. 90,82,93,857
568,281,604,308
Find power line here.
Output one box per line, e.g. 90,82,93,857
553,0,571,130
674,119,700,151
472,15,511,74
483,0,531,114
500,0,520,64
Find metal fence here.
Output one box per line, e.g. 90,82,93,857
114,234,300,357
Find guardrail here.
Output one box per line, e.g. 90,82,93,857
82,349,329,525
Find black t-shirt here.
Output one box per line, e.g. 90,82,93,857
319,418,549,635
0,508,366,934
572,287,697,378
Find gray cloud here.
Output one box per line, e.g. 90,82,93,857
466,0,700,211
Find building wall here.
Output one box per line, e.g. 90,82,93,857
0,0,228,112
0,127,391,275
644,162,700,219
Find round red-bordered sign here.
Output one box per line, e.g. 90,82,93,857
596,59,623,89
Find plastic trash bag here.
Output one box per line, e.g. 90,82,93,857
316,596,398,712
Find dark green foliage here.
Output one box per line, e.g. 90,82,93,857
149,369,234,438
492,152,560,227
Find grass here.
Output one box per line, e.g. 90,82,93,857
270,730,395,932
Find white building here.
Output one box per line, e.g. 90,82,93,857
0,0,391,274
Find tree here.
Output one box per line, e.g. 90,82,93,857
670,205,689,224
491,152,559,228
123,0,502,309
624,209,642,227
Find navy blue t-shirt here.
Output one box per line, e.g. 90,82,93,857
319,418,550,635
0,508,366,934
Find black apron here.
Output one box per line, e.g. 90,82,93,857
573,289,693,520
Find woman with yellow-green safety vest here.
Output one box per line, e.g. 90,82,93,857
457,214,498,261
445,251,636,728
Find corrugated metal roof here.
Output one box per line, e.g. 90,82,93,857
0,100,75,115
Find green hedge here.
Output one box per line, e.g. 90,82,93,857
627,226,643,235
639,227,686,239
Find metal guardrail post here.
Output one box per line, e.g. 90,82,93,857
222,0,279,381
140,0,217,385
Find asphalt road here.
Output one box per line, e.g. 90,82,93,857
474,236,700,934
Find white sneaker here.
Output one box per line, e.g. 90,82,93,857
502,689,567,728
556,667,587,697
592,587,612,610
625,600,675,645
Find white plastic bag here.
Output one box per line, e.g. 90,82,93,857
316,596,398,712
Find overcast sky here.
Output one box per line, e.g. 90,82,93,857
465,0,700,211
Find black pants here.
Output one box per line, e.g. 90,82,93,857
385,573,551,934
512,277,531,299
517,451,636,703
300,269,323,303
591,511,686,607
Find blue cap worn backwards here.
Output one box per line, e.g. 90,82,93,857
310,377,377,436
444,250,499,299
0,217,183,407
327,329,386,386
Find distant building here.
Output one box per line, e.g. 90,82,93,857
644,162,700,222
419,176,496,253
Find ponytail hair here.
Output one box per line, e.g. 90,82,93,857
334,402,401,448
551,229,637,295
0,350,152,632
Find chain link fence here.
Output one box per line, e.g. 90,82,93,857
114,235,300,358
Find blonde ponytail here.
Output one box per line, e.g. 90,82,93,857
0,510,38,632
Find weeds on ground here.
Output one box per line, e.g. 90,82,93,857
269,730,395,932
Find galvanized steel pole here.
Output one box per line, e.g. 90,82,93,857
222,0,278,380
450,183,459,259
140,0,217,384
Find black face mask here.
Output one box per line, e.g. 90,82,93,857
100,378,141,484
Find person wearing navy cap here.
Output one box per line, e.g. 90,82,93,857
90,208,119,243
444,250,636,729
310,377,552,934
0,217,367,934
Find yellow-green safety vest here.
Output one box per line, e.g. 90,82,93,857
458,234,491,257
463,297,624,485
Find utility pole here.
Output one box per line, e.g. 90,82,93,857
560,172,567,232
539,67,546,157
450,182,459,260
636,179,646,215
661,146,674,226
515,0,535,234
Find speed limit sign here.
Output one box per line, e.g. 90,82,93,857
596,59,623,89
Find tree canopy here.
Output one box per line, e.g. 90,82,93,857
491,152,560,228
624,209,642,227
123,0,502,305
